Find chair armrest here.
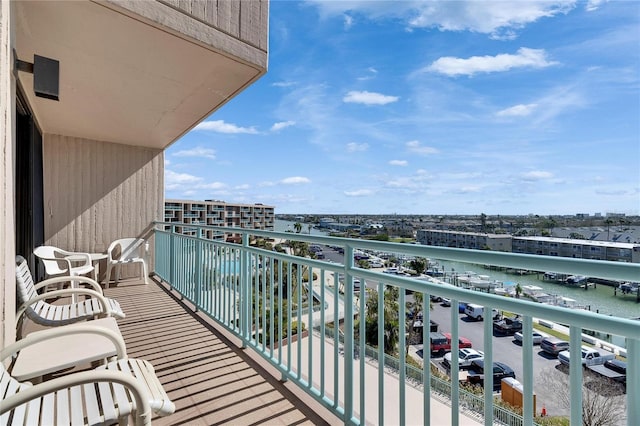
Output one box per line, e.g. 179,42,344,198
35,275,103,294
64,252,92,267
0,323,127,362
0,370,151,426
17,288,115,320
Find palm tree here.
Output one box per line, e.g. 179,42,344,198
515,283,523,299
294,222,302,233
405,292,424,351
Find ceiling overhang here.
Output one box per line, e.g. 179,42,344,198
15,1,266,149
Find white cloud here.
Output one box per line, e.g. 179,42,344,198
456,186,482,193
271,121,296,131
164,158,171,166
199,182,227,190
344,14,354,29
173,147,216,160
272,81,296,87
343,90,399,105
194,120,258,134
357,67,379,81
258,181,276,187
389,160,408,166
520,170,554,181
234,184,250,190
497,103,538,117
406,140,439,156
281,176,311,184
307,1,576,39
344,189,374,197
586,0,607,12
165,170,202,190
426,48,558,77
346,142,369,152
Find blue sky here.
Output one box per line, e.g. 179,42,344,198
165,0,639,216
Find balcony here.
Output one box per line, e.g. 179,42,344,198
144,223,638,425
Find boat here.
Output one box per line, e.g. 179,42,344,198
618,282,639,294
565,275,587,286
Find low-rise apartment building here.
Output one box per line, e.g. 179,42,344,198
165,199,274,240
417,230,640,263
416,230,513,252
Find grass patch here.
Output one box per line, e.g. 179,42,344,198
533,323,568,340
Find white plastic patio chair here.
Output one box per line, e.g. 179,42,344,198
34,245,97,303
15,256,124,333
1,325,175,426
105,238,149,286
33,245,96,280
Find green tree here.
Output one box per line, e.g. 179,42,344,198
409,257,427,275
515,283,523,299
405,292,424,349
356,287,400,355
293,222,302,233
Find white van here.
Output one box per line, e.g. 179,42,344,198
464,304,500,321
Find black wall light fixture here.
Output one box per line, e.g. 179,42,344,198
14,49,60,101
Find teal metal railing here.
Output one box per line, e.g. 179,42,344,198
153,222,639,426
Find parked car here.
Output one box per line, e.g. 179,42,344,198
540,337,570,356
493,317,523,335
464,304,500,321
588,359,627,385
557,346,615,367
429,332,450,356
443,332,473,349
514,331,544,345
442,348,484,370
441,298,451,307
466,360,516,391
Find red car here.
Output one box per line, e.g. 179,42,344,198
443,332,473,349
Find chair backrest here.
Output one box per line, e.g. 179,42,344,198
33,245,68,276
15,256,38,307
109,238,145,261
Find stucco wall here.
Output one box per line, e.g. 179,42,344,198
1,0,16,353
43,134,163,260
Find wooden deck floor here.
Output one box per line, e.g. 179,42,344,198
98,277,337,425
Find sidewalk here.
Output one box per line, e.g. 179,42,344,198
288,335,482,425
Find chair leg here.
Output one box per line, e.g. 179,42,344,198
105,265,113,288
142,261,149,285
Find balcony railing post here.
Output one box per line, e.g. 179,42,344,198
483,304,494,426
343,245,355,424
194,237,202,312
522,315,534,425
169,225,175,290
240,233,251,348
569,325,583,425
628,337,639,426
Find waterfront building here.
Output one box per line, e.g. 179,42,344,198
164,199,274,240
416,230,513,252
417,229,640,263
